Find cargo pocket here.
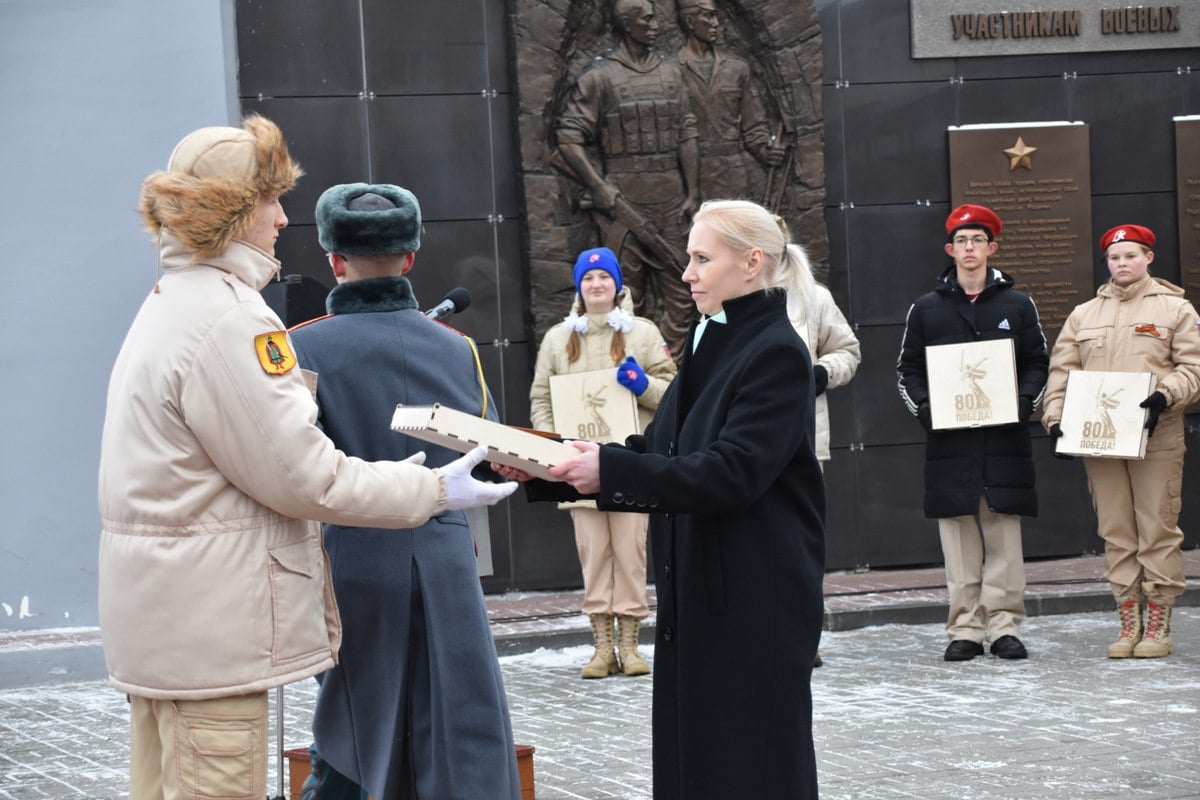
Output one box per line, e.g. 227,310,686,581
174,696,266,800
267,539,326,665
1165,474,1182,519
1075,327,1107,368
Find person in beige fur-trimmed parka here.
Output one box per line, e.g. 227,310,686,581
97,115,515,800
1042,223,1200,660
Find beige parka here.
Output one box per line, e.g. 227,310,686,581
98,232,449,700
1043,274,1200,451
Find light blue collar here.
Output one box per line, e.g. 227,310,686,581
691,310,727,353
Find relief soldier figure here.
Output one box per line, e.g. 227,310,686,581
674,0,787,203
554,0,701,360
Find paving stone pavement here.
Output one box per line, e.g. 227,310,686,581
2,607,1199,799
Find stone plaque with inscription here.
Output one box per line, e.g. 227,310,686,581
1176,116,1200,311
949,122,1093,341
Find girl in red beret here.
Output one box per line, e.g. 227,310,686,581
1042,224,1200,658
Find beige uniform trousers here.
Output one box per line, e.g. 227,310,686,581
129,692,268,800
937,499,1026,642
1083,444,1186,604
571,508,650,618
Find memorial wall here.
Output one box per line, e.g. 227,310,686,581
230,0,1200,587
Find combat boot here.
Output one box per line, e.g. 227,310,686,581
617,615,650,676
1133,600,1173,658
581,613,619,678
1106,597,1142,659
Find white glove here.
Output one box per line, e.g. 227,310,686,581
402,451,427,466
439,445,518,511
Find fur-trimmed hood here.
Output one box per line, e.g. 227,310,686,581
139,114,302,261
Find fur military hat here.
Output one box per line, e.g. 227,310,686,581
316,183,422,257
139,114,302,260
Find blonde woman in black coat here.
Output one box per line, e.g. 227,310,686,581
548,200,826,800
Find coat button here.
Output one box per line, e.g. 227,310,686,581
612,491,624,503
663,626,674,642
668,441,675,455
649,497,659,509
664,563,671,577
625,496,636,506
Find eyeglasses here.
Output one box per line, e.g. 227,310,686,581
952,235,990,247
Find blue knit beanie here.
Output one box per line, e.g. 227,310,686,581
572,247,623,294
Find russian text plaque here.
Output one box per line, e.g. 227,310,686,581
949,122,1093,342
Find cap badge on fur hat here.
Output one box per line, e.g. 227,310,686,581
946,204,1002,239
1100,224,1155,252
573,247,623,294
316,183,421,257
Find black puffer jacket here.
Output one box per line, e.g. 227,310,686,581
897,266,1049,519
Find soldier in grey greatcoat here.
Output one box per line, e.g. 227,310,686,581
290,184,521,800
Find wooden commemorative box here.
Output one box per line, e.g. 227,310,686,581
1056,370,1154,459
390,404,576,481
926,339,1019,430
548,369,639,445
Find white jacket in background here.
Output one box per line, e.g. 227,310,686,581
794,283,861,461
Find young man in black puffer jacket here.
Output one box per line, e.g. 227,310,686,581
897,204,1049,662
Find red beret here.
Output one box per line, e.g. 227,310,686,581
946,204,1002,239
1100,224,1155,252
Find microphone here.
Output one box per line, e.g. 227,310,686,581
424,287,471,320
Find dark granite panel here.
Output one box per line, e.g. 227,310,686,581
958,76,1070,127
370,95,495,220
821,85,846,207
957,53,1071,81
406,220,501,344
826,379,858,451
841,82,956,205
362,0,488,95
838,0,955,85
1090,192,1180,287
845,203,950,326
1069,48,1197,77
404,218,525,348
235,0,363,97
241,97,371,227
823,206,850,313
813,0,841,84
1020,439,1097,559
491,94,522,218
1188,67,1200,115
823,451,862,571
854,443,944,568
495,219,530,341
274,224,331,288
1073,72,1184,196
851,325,923,448
485,0,512,93
1178,417,1200,550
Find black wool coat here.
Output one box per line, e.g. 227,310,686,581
897,266,1049,519
598,290,827,800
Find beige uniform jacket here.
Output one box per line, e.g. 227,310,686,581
794,284,861,462
98,232,448,700
1043,275,1200,453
